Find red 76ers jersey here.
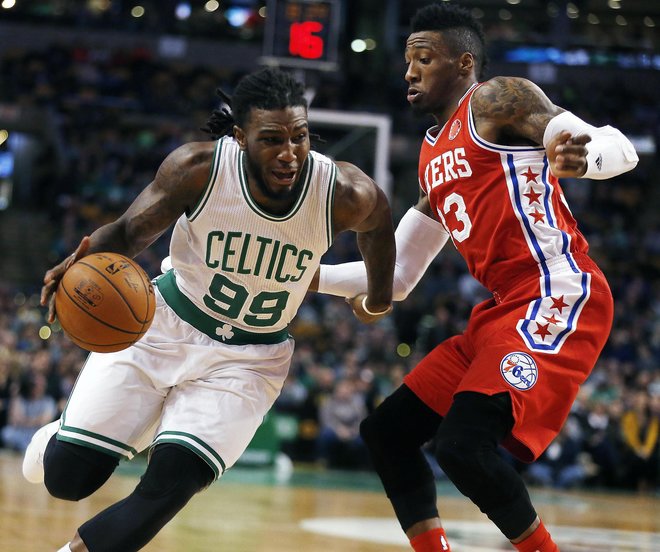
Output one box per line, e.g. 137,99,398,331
420,83,595,356
420,83,590,298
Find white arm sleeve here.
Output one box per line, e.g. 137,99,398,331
543,111,639,179
318,207,450,301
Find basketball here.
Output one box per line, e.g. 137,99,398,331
54,252,156,353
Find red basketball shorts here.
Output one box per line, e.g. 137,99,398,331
404,254,613,462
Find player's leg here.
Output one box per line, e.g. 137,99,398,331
440,260,614,551
360,384,442,526
23,419,120,499
74,336,294,550
44,437,120,501
66,304,293,551
77,340,293,551
432,391,560,551
432,391,540,539
361,336,469,551
29,331,170,500
82,340,293,551
74,443,214,552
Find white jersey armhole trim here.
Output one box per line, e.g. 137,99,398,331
325,162,337,249
188,138,223,222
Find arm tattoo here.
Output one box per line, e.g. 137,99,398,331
473,77,561,145
121,146,209,254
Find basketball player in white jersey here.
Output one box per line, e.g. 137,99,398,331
24,67,395,552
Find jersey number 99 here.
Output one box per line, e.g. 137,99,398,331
203,273,290,327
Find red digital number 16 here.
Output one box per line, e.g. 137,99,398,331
289,21,324,59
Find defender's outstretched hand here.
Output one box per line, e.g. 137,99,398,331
41,236,91,323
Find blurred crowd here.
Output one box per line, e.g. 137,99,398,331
0,42,658,494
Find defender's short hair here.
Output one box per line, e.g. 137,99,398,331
411,3,488,78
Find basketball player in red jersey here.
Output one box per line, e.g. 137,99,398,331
313,3,638,551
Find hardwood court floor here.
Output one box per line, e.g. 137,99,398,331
1,451,658,551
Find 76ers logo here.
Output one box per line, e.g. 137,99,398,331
500,352,538,391
448,119,461,140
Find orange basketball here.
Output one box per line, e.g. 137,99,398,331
54,252,156,353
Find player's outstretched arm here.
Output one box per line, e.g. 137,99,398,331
310,189,449,303
329,161,395,323
472,76,638,179
543,113,638,179
40,141,214,321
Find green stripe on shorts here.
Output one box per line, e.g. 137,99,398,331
58,424,137,459
153,430,226,479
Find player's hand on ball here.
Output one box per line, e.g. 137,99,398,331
41,236,91,323
346,293,393,324
547,131,591,179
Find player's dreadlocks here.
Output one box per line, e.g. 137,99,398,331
411,3,489,79
203,67,308,139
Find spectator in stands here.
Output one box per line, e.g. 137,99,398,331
619,389,660,492
0,349,13,444
579,397,624,488
526,422,588,490
288,364,337,463
415,300,459,355
317,377,369,469
2,371,57,452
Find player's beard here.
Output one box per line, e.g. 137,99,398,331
410,103,429,117
244,151,302,201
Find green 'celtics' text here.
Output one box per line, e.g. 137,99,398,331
205,231,313,283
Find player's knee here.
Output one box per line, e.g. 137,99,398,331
43,439,118,501
359,404,406,461
360,384,438,453
433,407,499,486
434,428,483,479
135,444,214,506
434,392,513,482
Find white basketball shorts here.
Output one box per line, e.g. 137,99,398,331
58,288,294,479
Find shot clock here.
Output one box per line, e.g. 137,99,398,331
263,0,341,70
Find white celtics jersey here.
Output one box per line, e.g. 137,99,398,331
155,136,336,345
